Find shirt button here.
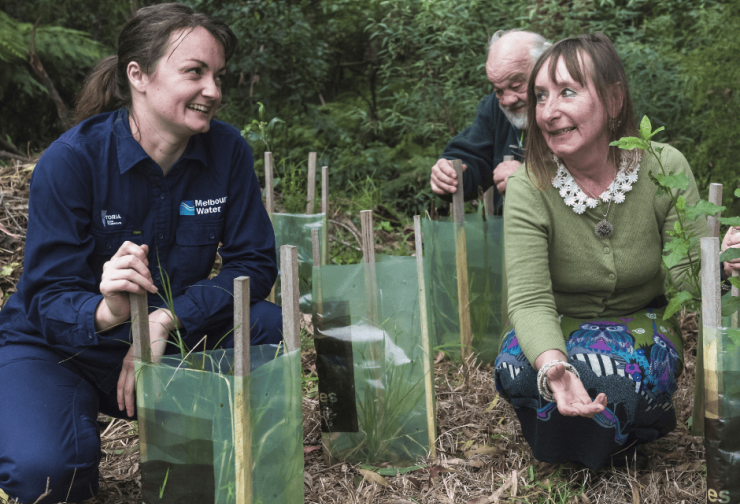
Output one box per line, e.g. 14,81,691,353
158,233,164,240
160,193,166,200
209,232,215,240
155,273,160,281
609,273,615,280
604,247,610,254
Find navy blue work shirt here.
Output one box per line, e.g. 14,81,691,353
0,109,276,391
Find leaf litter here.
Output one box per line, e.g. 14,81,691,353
0,160,706,503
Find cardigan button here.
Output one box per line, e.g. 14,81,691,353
608,273,615,280
604,247,610,254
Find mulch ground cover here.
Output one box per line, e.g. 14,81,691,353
0,160,705,503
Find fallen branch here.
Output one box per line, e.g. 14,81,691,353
0,151,32,162
28,20,72,130
0,138,19,155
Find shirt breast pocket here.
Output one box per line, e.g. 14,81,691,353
174,222,223,284
89,230,144,285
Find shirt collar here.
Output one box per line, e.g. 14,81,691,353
114,108,210,174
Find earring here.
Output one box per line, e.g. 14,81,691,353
609,117,621,133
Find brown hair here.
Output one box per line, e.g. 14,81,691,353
73,2,237,125
524,33,638,190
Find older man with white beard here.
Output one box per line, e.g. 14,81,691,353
429,30,549,207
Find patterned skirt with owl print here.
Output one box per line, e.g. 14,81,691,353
494,307,682,470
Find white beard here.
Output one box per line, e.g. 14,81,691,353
500,102,528,130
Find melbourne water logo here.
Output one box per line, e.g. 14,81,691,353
179,201,195,216
180,197,227,216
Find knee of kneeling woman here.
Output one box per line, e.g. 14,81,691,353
250,300,284,345
2,439,100,503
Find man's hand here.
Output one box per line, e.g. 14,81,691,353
117,308,178,418
96,242,158,332
722,227,740,277
493,159,521,195
430,159,467,195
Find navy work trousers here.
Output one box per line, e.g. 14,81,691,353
0,300,282,504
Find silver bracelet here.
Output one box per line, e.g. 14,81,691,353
536,359,581,403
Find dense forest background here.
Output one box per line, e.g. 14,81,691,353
1,0,738,217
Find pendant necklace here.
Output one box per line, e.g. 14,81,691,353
572,167,616,239
594,199,613,239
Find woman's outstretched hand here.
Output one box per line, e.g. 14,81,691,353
95,241,158,332
536,349,607,418
546,362,607,418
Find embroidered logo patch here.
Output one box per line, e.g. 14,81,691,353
179,201,195,216
101,210,123,227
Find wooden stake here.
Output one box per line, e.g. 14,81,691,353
701,237,721,422
312,230,333,465
131,293,151,364
130,292,150,461
265,152,274,215
414,215,437,458
692,183,722,435
265,152,276,304
321,166,329,265
280,245,301,352
306,152,317,215
233,277,253,504
732,270,739,329
451,159,473,361
483,154,514,216
361,210,379,324
707,183,723,238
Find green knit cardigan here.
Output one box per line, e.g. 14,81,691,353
504,143,709,366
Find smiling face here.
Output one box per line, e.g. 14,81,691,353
533,53,610,169
133,26,226,143
486,37,534,129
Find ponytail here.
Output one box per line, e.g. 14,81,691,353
73,55,124,125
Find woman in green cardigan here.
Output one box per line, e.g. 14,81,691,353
494,33,710,469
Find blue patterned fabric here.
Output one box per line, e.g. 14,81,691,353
494,308,682,469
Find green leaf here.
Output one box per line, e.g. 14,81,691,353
735,188,740,198
609,137,649,150
720,248,740,262
676,196,686,211
653,172,689,191
648,172,670,197
664,290,694,319
663,238,690,269
639,115,652,141
684,200,725,221
719,217,740,226
646,126,665,140
727,327,740,348
729,277,740,289
721,293,740,317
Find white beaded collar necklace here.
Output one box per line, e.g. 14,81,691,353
551,151,642,215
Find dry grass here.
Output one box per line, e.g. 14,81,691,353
0,160,706,503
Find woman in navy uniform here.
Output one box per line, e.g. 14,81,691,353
0,4,281,502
